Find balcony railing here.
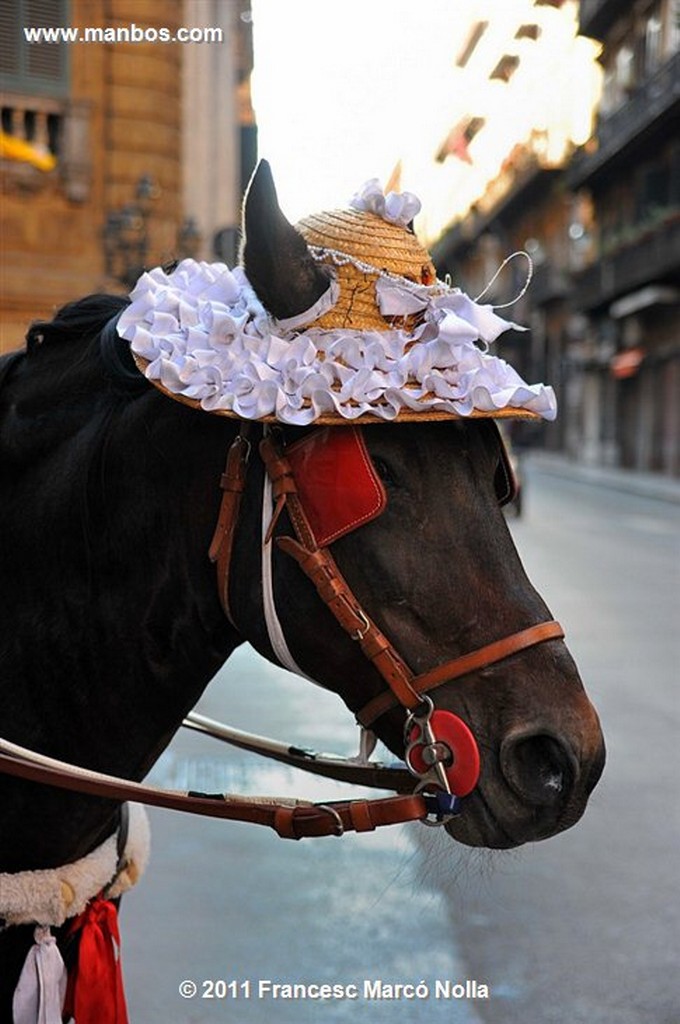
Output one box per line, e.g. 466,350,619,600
1,94,62,159
568,51,680,187
0,93,91,200
571,213,680,310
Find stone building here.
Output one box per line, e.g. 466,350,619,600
0,0,255,353
433,139,578,455
428,0,679,477
567,0,679,475
428,0,601,454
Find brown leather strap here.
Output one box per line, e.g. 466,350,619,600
260,434,425,711
276,534,422,711
0,752,427,839
357,620,565,728
260,435,317,552
414,620,565,693
260,437,565,734
209,433,251,622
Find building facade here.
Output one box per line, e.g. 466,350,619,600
568,0,679,475
0,0,255,353
430,0,679,477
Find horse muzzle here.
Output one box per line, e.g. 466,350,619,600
444,718,606,849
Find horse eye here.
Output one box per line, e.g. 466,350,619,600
372,457,397,487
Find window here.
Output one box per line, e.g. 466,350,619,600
0,0,69,98
435,117,486,164
515,24,541,41
670,143,680,205
456,21,488,68
600,43,635,114
490,54,520,82
615,44,635,91
644,11,663,74
668,0,680,55
635,162,670,222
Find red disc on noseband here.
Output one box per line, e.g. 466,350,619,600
408,710,480,798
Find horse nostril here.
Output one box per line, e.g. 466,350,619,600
500,731,578,807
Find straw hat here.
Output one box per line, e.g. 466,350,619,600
121,173,556,426
296,208,437,332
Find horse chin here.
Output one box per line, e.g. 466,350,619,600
442,790,587,850
443,797,524,850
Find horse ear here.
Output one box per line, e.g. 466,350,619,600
241,160,331,320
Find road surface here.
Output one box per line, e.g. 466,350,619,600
121,462,679,1023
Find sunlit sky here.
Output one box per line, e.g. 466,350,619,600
249,1,599,242
250,0,470,222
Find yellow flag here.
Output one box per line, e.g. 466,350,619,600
0,131,57,172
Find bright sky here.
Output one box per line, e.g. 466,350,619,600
250,0,469,222
250,1,599,242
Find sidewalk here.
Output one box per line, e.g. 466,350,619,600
525,451,680,505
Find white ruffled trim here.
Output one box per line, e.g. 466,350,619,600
0,804,150,928
350,179,421,227
118,259,557,425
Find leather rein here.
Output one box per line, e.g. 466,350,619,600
0,419,564,841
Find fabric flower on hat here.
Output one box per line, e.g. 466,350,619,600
350,179,421,228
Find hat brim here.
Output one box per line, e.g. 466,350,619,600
133,353,543,424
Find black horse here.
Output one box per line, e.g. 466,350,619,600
0,163,605,1014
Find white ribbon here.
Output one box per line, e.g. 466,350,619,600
272,278,340,332
12,926,67,1024
261,465,309,680
118,258,557,424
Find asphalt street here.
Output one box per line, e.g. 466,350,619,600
121,461,679,1024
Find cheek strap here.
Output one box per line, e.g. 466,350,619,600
258,431,564,731
261,464,310,679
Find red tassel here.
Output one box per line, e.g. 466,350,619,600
64,899,129,1024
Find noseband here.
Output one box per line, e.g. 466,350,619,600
210,424,564,819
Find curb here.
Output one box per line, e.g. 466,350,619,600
524,452,680,505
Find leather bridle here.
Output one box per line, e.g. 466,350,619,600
0,411,564,841
210,424,564,814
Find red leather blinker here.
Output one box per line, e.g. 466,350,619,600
286,427,387,548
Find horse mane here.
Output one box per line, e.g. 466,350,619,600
0,292,147,480
25,293,129,352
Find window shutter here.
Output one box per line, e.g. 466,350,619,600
0,0,69,96
0,3,20,78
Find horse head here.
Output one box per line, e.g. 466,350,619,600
200,161,603,849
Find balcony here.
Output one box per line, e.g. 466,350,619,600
568,52,680,188
579,0,627,41
0,93,92,201
571,213,680,311
1,94,61,176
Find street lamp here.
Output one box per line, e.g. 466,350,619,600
177,216,202,260
103,174,160,288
